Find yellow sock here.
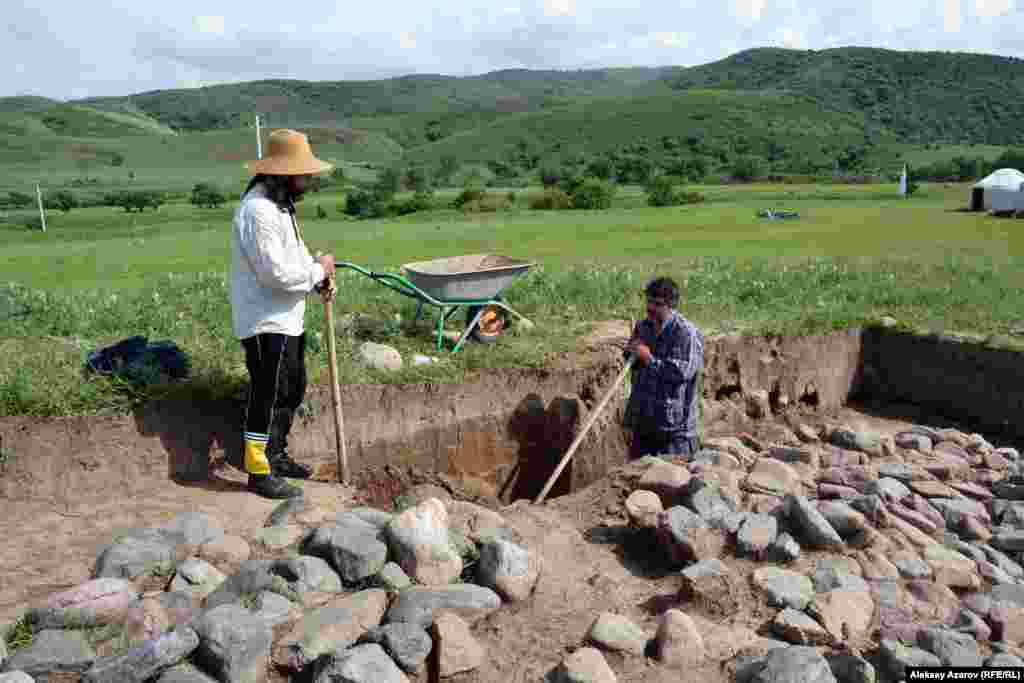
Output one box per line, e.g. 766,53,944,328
243,432,270,475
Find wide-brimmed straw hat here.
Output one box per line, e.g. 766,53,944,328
246,129,334,176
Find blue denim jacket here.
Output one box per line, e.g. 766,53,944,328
623,311,704,437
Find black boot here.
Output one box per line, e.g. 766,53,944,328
268,448,313,480
247,473,303,499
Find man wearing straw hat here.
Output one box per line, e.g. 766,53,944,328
231,129,336,499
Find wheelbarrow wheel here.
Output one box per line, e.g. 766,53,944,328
465,305,507,344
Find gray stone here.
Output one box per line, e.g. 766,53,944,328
247,591,293,628
767,447,815,464
994,482,1024,500
378,563,412,591
82,626,199,683
273,556,343,594
657,505,722,565
158,513,225,547
752,567,814,610
950,608,992,642
894,557,933,580
770,533,801,562
879,640,942,680
203,560,277,610
315,643,409,683
384,585,502,629
554,647,617,683
93,529,179,580
877,463,920,481
865,478,910,502
686,479,737,526
987,653,1024,667
989,584,1024,608
2,629,96,680
265,497,310,527
680,558,730,590
812,566,870,594
993,529,1024,554
587,612,648,656
930,497,991,525
385,499,462,586
748,646,837,683
711,511,748,535
816,502,868,539
772,609,830,645
359,623,432,674
477,538,541,602
945,538,988,565
895,433,933,452
303,521,389,585
981,544,1024,578
0,673,36,683
169,559,226,601
156,663,220,683
830,429,881,456
825,653,876,683
192,604,273,683
348,507,395,531
917,627,984,667
849,495,889,527
736,514,778,558
273,590,387,673
996,503,1024,528
786,495,844,549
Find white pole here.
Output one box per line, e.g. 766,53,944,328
255,114,262,159
35,184,46,233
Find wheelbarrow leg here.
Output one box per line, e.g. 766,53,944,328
436,307,446,353
453,305,488,354
414,300,424,323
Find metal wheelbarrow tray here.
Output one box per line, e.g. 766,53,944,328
338,253,535,353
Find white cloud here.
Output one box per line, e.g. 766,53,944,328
654,32,690,48
543,0,575,17
943,0,963,32
194,15,226,35
781,28,803,48
974,0,1012,17
399,31,417,49
735,0,767,20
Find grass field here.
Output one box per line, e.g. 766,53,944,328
2,180,1023,418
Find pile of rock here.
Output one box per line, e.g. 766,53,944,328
600,422,1024,682
0,496,541,682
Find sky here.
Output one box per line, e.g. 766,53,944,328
3,0,1022,101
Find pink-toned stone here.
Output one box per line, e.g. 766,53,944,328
818,483,861,500
820,466,875,492
951,482,994,500
906,495,947,530
888,502,940,535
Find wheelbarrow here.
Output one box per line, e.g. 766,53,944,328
337,254,536,353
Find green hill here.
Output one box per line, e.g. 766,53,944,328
0,96,62,114
667,47,1024,145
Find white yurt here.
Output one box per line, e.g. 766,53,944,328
971,168,1024,211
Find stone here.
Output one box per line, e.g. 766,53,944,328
808,589,875,640
432,611,484,677
888,502,940,535
316,643,409,683
156,664,220,683
2,629,96,679
378,563,412,591
679,558,733,607
477,538,541,602
624,490,662,528
82,626,199,683
909,480,958,498
896,432,933,451
273,556,343,595
786,495,844,549
252,525,304,551
772,608,830,645
386,498,462,586
0,674,35,683
686,478,738,526
358,341,403,371
858,549,900,581
348,507,396,530
384,585,502,629
745,390,771,418
997,503,1024,527
272,589,388,673
768,447,815,465
923,545,981,589
812,565,870,594
818,483,861,500
979,559,1016,584
744,459,801,496
830,429,882,457
736,514,778,558
202,560,277,610
191,604,273,681
198,535,250,568
770,533,801,563
894,552,933,580
304,518,389,585
994,481,1024,500
865,477,910,503
27,578,138,630
93,529,180,580
879,640,941,680
691,449,741,469
987,653,1024,667
655,609,704,669
752,567,814,610
889,516,939,549
359,623,432,674
951,608,992,643
917,627,983,667
169,559,226,602
993,529,1024,554
123,596,172,645
657,506,723,566
849,495,890,528
816,502,869,540
748,646,837,683
825,653,876,683
265,497,310,527
796,425,820,443
587,613,647,656
638,461,690,504
555,647,617,683
981,544,1024,578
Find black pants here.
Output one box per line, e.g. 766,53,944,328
241,332,306,473
629,431,700,460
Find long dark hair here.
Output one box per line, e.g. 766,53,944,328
243,174,294,213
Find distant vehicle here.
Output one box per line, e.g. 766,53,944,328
757,209,801,220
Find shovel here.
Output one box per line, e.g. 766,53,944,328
317,257,348,485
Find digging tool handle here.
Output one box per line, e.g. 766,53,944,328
534,353,635,504
322,273,349,485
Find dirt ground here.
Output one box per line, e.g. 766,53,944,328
2,399,956,682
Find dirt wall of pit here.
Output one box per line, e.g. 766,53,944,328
0,325,872,506
856,327,1024,444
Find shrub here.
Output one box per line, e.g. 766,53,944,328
389,189,434,216
316,205,328,220
528,188,573,210
683,192,705,204
646,175,683,207
452,188,486,209
104,190,165,212
342,188,386,219
570,178,616,210
190,183,225,209
539,167,561,187
46,190,77,213
5,191,33,209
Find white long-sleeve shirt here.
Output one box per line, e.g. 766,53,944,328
230,183,326,339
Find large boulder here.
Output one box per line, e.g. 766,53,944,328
384,585,502,629
477,539,541,602
303,516,389,585
82,626,199,683
191,604,273,683
385,499,463,586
